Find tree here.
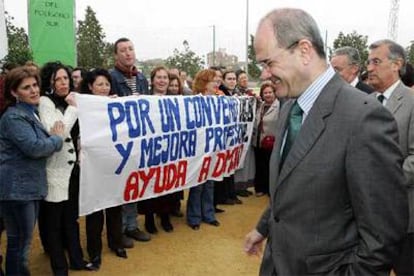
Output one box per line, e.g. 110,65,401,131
247,34,261,80
407,41,414,65
1,12,33,65
76,6,105,69
165,40,205,78
332,31,369,69
102,42,115,69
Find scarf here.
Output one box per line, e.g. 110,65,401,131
47,92,68,114
115,61,138,78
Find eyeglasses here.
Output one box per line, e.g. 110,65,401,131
366,58,384,66
259,40,300,70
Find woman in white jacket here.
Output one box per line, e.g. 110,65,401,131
38,62,88,275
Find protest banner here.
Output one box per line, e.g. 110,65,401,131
76,94,256,216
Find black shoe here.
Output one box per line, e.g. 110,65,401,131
189,224,200,230
215,208,225,213
125,228,151,241
171,209,184,217
85,256,101,271
236,190,250,197
234,198,243,204
221,199,235,205
145,224,158,234
160,215,174,232
70,260,91,270
207,220,220,227
112,248,127,259
145,215,158,234
85,262,100,271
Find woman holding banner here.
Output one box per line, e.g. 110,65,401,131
0,66,64,275
80,68,128,270
167,72,186,217
38,62,89,275
186,69,220,230
138,66,177,234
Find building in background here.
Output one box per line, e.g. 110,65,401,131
207,48,238,69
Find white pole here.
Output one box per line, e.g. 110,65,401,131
0,0,8,61
245,0,249,75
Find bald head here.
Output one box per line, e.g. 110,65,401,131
260,8,326,59
254,8,328,98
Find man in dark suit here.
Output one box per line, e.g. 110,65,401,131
367,39,414,276
330,46,375,93
244,8,408,275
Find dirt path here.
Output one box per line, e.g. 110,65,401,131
12,191,267,275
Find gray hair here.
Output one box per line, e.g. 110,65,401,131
263,8,326,59
369,39,406,75
332,46,361,65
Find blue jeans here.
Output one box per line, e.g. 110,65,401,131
187,181,216,225
1,200,39,276
122,202,138,231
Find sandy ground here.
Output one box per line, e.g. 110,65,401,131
1,190,268,276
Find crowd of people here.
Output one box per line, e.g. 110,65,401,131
1,8,414,275
0,36,279,275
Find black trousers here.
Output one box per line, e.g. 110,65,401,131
86,205,123,260
214,176,237,205
255,147,272,194
43,165,84,275
394,233,414,275
43,200,84,275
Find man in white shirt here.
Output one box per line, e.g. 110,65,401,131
368,39,414,276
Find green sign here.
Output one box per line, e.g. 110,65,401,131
28,0,76,66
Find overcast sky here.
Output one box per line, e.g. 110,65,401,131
3,0,413,62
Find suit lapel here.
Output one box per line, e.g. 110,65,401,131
276,75,341,189
269,100,291,197
386,83,404,114
277,107,326,185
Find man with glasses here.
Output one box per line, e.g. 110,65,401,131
367,39,414,276
330,46,374,93
244,8,408,275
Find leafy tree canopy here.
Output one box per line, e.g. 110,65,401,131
165,40,205,78
332,31,369,70
76,6,106,69
2,12,33,65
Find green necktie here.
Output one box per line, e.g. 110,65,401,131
281,101,303,167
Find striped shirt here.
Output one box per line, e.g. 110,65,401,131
281,66,335,156
297,65,335,122
125,76,137,94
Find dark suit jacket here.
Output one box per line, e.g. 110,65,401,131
371,82,414,233
256,74,408,275
356,80,375,94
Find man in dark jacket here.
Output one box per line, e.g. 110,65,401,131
110,38,149,96
330,46,375,93
110,38,151,247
